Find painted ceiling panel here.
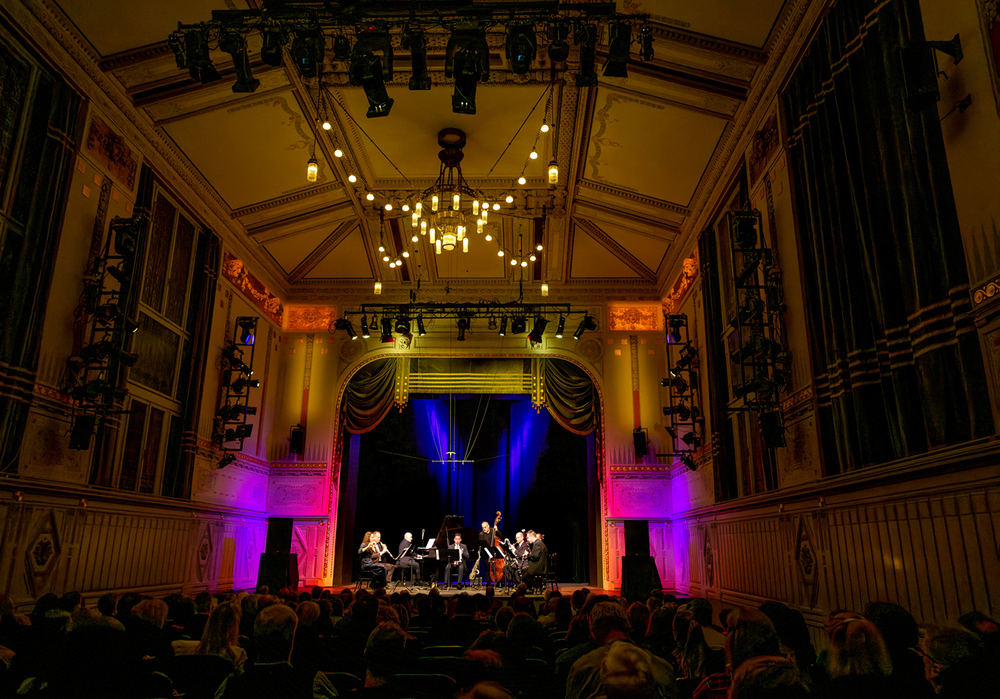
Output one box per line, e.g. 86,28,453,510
618,0,786,49
571,225,641,279
304,227,373,279
163,91,329,210
55,1,247,56
585,88,727,206
263,225,339,275
590,220,671,272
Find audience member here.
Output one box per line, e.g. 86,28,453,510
820,616,893,699
693,607,779,699
196,600,246,666
918,624,997,698
728,655,809,699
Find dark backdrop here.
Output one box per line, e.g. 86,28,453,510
354,394,593,582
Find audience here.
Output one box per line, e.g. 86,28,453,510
2,583,997,699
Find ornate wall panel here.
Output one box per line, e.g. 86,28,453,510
267,467,329,517
290,519,328,586
609,475,671,518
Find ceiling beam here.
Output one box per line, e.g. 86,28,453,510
572,217,658,283
287,220,357,283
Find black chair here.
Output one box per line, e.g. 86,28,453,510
539,553,558,591
167,654,234,699
322,671,362,694
394,673,458,697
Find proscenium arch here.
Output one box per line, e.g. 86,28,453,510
324,347,609,587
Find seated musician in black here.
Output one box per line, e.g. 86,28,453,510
523,529,548,591
395,532,420,584
504,530,529,583
358,531,387,588
441,533,469,589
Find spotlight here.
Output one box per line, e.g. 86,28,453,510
528,316,549,343
548,23,571,62
511,316,527,335
573,314,597,339
350,50,394,118
291,27,325,78
380,317,393,343
235,424,253,439
222,344,251,375
670,375,689,395
457,315,470,341
639,24,654,61
575,24,598,86
603,22,631,77
416,316,426,336
110,217,138,261
360,316,370,338
333,35,351,60
732,211,758,248
680,454,698,471
555,316,566,338
93,303,124,326
498,316,508,337
236,316,256,345
667,315,685,343
230,377,260,394
446,30,489,115
681,431,701,448
184,28,222,84
219,30,259,93
395,317,411,334
72,379,126,403
105,264,131,291
217,452,236,469
218,403,245,422
506,24,536,74
401,26,431,90
260,27,286,67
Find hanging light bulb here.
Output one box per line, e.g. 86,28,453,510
415,201,422,216
366,192,375,201
394,257,402,266
493,203,500,211
435,239,442,255
463,238,469,252
306,157,318,182
510,258,517,266
506,194,514,203
420,220,428,236
384,203,393,211
378,244,386,253
518,176,527,185
498,250,504,257
402,203,410,212
431,194,439,212
529,254,537,261
548,159,559,185
477,219,484,234
473,200,480,215
402,250,410,258
541,123,550,133
521,260,528,267
457,224,465,240
412,211,419,227
529,149,538,160
334,147,343,157
389,260,396,268
452,193,460,210
541,283,549,296
536,244,544,251
382,254,390,262
374,281,382,294
482,209,488,223
348,174,357,183
411,234,418,242
322,119,331,130
485,232,493,242
429,227,436,244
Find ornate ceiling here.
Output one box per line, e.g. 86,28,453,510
48,0,795,304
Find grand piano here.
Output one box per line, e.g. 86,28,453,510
415,515,480,581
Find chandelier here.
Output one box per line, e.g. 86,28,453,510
413,128,493,256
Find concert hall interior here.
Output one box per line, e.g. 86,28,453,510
1,0,1000,656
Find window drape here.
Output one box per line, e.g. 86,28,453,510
784,0,994,473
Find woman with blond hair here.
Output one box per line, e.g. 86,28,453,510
197,600,246,667
818,616,893,698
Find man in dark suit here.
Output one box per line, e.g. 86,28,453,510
442,533,469,589
395,532,420,584
524,529,548,590
504,530,529,583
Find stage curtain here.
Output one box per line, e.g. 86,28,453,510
784,0,994,474
541,358,598,435
343,358,399,434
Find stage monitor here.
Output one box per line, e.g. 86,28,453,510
624,519,649,557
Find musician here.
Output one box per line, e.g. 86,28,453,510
479,520,501,584
523,530,548,590
441,533,469,589
396,532,420,584
358,531,388,588
503,530,530,583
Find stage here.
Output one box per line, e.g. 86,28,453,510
324,582,617,599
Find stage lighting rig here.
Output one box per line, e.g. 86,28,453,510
659,312,704,469
506,24,537,74
603,22,631,77
219,30,260,92
215,316,260,457
573,314,597,340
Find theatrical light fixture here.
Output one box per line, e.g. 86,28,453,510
555,316,565,338
292,27,325,78
417,316,426,336
681,431,701,448
528,316,549,343
639,24,654,61
350,49,394,118
401,26,431,90
447,30,490,115
670,375,689,395
506,24,537,74
511,316,527,335
260,27,286,67
180,28,222,84
236,317,256,345
667,315,686,343
219,30,259,93
548,23,571,62
680,454,698,471
217,453,236,469
573,314,597,340
604,22,632,77
230,377,260,394
457,315,470,341
395,317,411,334
380,317,394,343
333,35,351,60
360,315,370,338
575,24,599,87
498,315,508,336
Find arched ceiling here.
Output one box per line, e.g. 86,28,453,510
51,0,794,302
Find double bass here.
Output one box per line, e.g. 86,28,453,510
490,511,505,584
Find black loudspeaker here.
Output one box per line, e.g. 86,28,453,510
624,520,650,557
265,517,294,554
621,555,662,603
69,415,97,450
633,429,648,457
256,553,299,593
289,426,305,455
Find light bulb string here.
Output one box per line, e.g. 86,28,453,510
484,85,549,180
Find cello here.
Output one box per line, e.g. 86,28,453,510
490,511,505,584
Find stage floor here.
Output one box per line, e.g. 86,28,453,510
324,582,616,599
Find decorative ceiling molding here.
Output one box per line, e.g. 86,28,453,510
576,183,690,219
233,182,350,221
98,41,172,71
572,217,657,282
648,23,768,64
